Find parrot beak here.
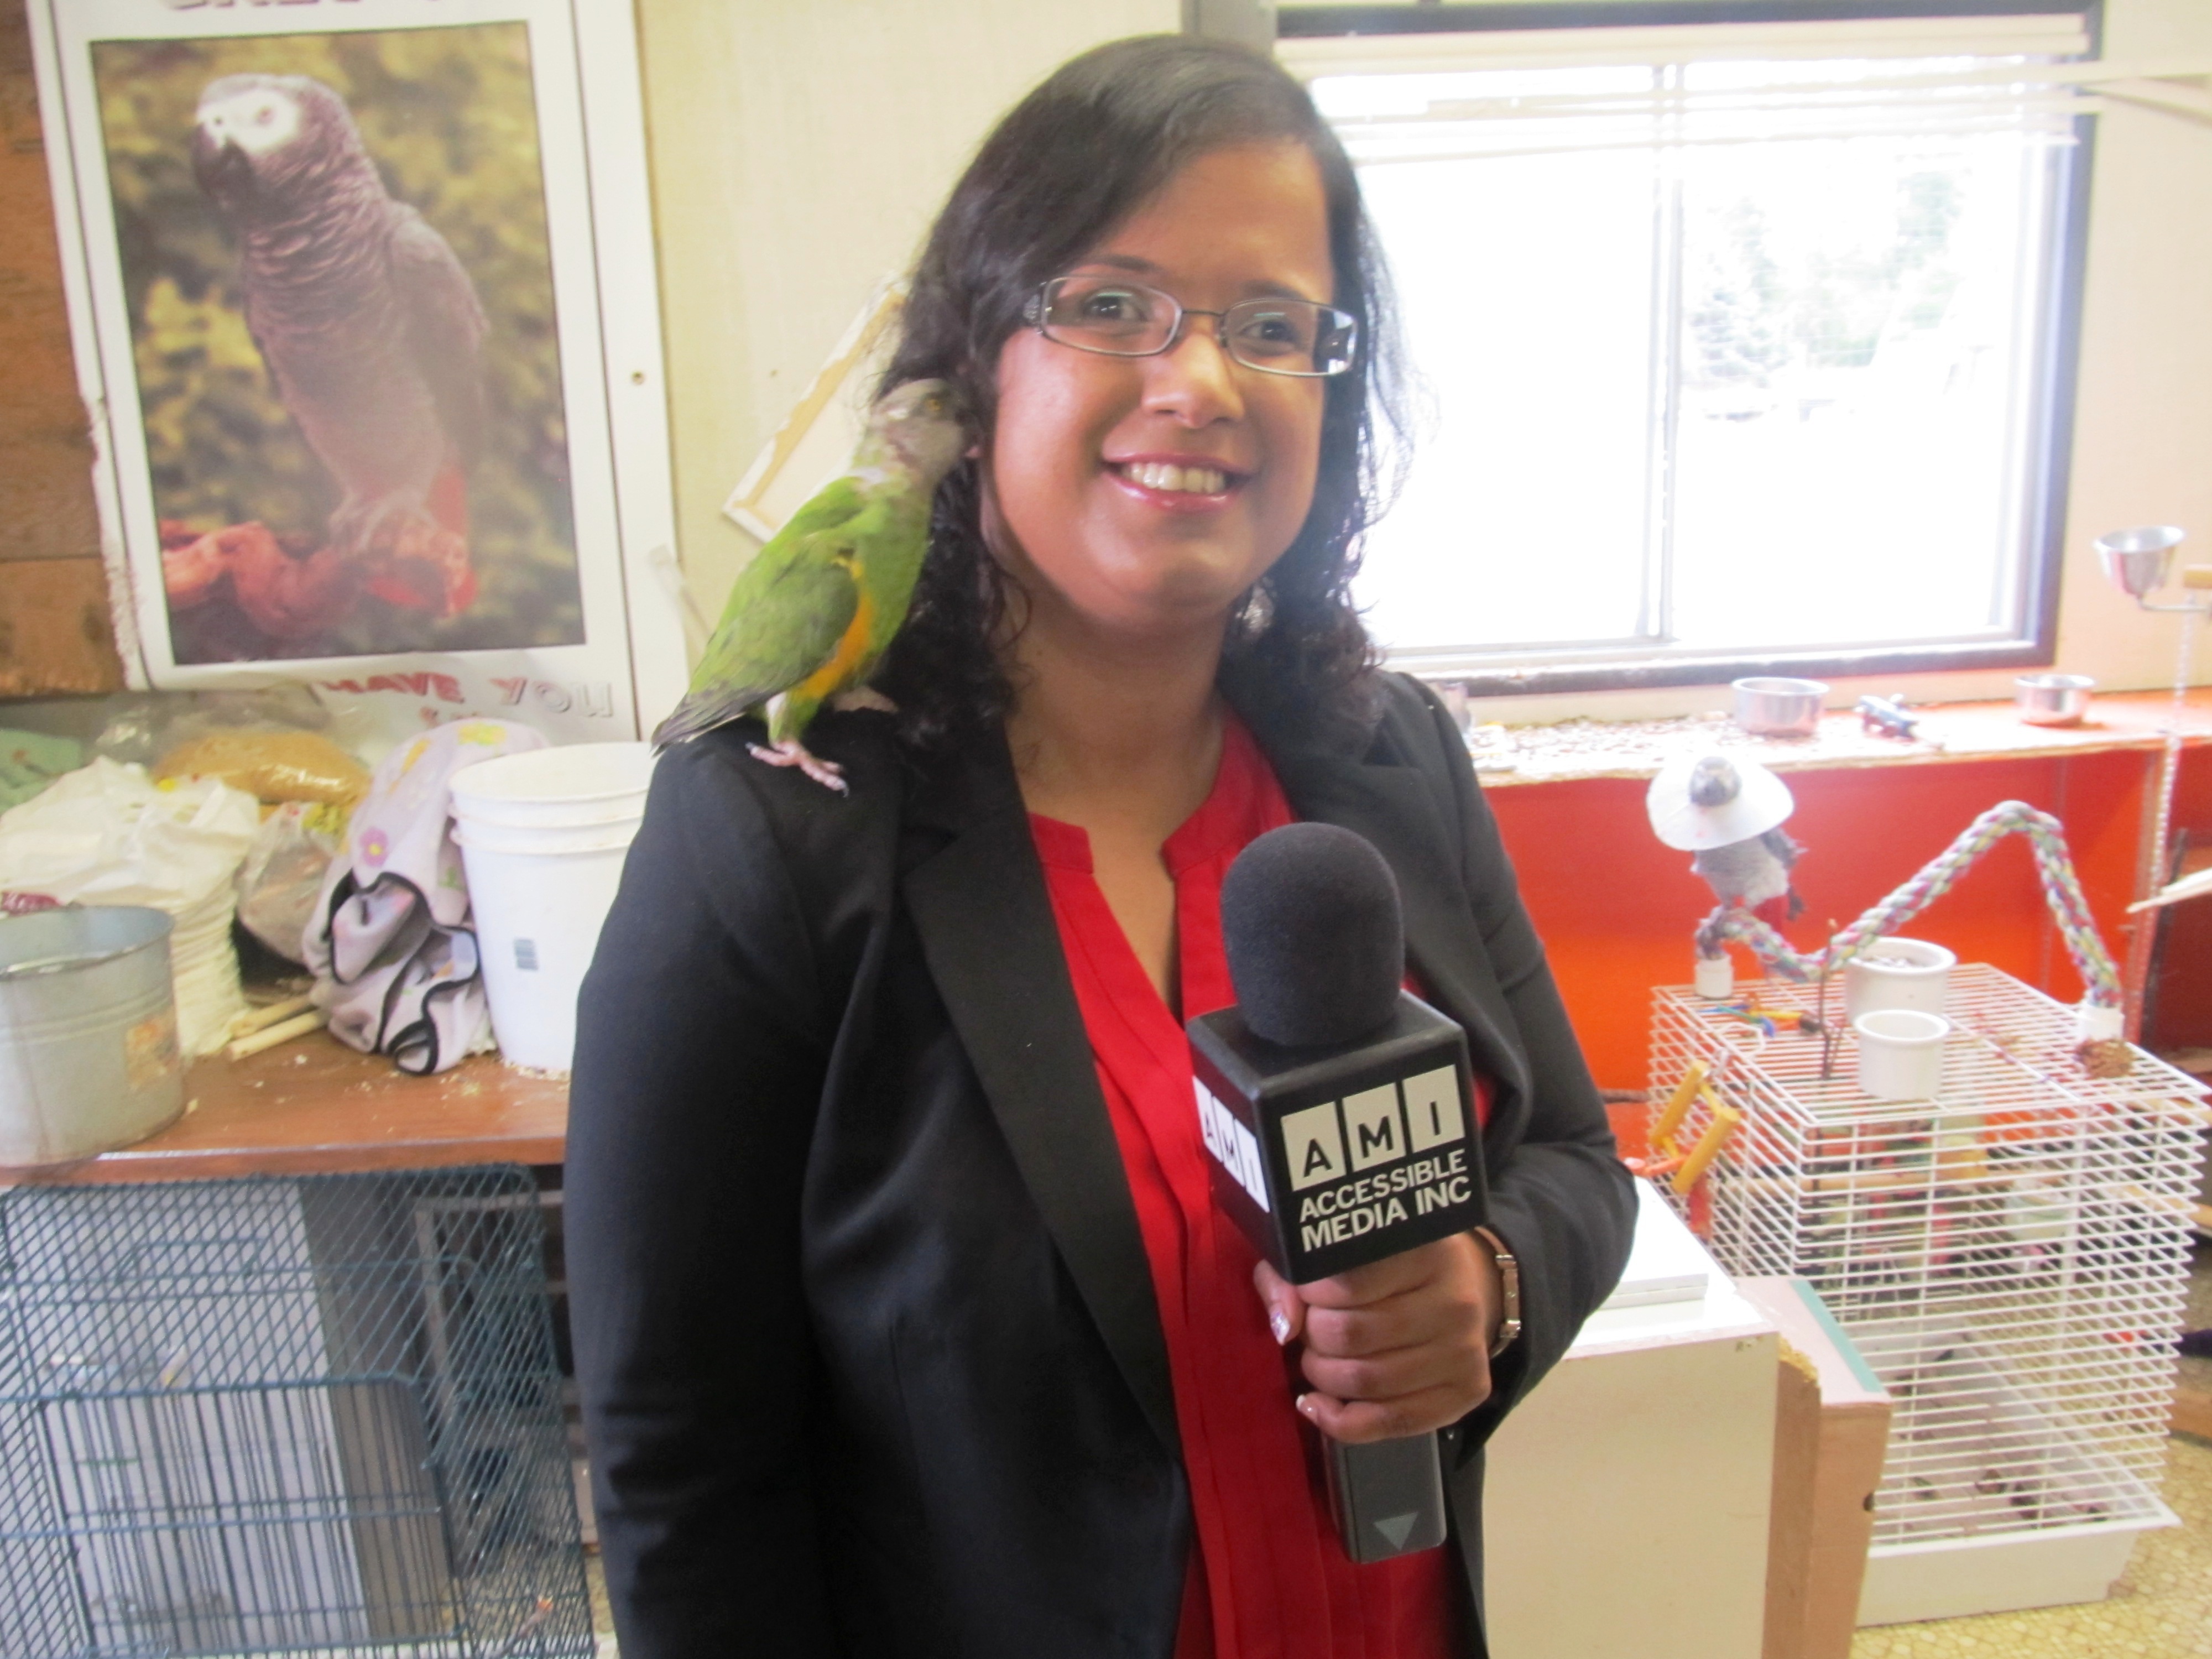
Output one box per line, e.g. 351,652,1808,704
190,126,250,199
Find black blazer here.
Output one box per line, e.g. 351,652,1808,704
566,674,1636,1659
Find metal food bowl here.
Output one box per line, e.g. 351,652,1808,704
0,905,182,1167
1731,676,1830,738
2015,672,2095,727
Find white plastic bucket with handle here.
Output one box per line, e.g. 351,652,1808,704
450,744,653,1071
450,742,654,830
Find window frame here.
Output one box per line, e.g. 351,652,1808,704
1285,1,2101,697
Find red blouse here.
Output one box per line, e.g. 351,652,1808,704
1029,715,1465,1659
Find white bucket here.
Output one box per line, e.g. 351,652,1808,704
450,744,651,1071
450,742,654,830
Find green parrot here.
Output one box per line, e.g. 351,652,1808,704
652,378,968,791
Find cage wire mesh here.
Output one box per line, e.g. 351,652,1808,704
0,1166,591,1658
1650,966,2208,1552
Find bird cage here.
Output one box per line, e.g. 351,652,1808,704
0,1167,592,1659
1649,966,2208,1623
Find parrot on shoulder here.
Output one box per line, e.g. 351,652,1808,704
651,379,968,791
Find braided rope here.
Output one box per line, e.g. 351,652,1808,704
1693,799,2122,1006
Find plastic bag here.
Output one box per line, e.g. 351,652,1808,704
236,801,346,965
0,729,84,812
156,729,369,810
92,685,330,768
0,758,260,1056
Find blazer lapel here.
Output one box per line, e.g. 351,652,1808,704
898,736,1181,1458
1261,731,1537,1136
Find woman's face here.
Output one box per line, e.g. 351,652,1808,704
985,142,1334,644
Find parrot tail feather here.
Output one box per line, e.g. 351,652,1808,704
747,739,848,795
651,688,770,750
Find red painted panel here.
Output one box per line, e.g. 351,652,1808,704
1486,750,2153,1092
2147,747,2212,1051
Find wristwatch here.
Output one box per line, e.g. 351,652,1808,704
1473,1225,1522,1359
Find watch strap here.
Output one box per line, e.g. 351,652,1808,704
1473,1225,1521,1359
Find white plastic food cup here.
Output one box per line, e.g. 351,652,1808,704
1843,937,1955,1019
1854,1008,1952,1101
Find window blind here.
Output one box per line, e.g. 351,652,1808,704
1283,14,2096,163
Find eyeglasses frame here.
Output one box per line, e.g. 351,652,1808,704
1022,277,1358,379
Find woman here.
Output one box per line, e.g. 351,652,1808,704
567,35,1635,1659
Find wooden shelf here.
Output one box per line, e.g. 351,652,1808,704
0,1031,568,1187
7,690,2204,1187
1472,687,2212,787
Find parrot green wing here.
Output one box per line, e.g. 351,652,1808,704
707,476,874,626
650,477,874,748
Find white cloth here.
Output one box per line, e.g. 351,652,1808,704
305,720,546,1074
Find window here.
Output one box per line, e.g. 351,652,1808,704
1282,7,2095,692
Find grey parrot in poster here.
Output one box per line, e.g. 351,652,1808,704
190,73,487,587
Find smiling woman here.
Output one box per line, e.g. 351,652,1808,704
566,33,1635,1659
870,38,1409,758
988,144,1334,651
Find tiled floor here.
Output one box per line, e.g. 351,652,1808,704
1850,1434,2212,1658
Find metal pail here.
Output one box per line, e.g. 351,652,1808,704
0,906,185,1167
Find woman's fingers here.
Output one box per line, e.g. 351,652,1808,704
1300,1276,1476,1358
1286,1233,1501,1436
1297,1319,1487,1405
1296,1376,1488,1443
1251,1255,1307,1347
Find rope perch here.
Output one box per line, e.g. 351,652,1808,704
1694,799,2123,1008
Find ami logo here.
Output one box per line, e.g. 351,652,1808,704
1196,1082,1271,1214
1279,1067,1465,1193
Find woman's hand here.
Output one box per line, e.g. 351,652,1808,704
1253,1231,1504,1443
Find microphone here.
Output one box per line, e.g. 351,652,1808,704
1187,823,1488,1565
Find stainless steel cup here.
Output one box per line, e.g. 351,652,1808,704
1731,676,1829,738
2013,672,2094,727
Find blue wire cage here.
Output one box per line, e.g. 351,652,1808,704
0,1166,592,1657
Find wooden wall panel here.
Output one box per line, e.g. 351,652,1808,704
0,557,124,695
1,0,123,692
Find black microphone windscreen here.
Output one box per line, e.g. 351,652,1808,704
1219,823,1404,1048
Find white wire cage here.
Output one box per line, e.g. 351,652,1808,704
1650,966,2207,1595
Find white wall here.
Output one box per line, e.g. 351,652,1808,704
633,0,1180,626
2052,0,2212,696
634,0,2211,714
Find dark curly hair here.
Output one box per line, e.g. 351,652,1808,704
871,34,1409,754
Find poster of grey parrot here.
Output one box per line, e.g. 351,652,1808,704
93,25,584,663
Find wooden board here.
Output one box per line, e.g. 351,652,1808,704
0,555,124,695
1,0,124,697
1,0,104,566
0,1030,568,1185
2173,1385,2212,1442
1475,688,2212,789
1737,1277,1893,1659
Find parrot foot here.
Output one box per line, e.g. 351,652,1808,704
748,739,849,794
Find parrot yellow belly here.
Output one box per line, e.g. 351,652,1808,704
792,580,877,705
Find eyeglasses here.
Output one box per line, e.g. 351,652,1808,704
1024,276,1358,378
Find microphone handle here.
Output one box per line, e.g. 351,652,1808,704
1324,1431,1448,1563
